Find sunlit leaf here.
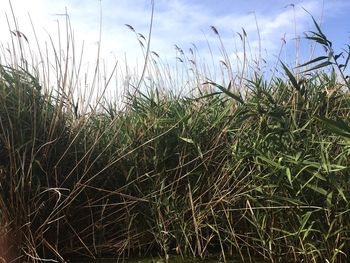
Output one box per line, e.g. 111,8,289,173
301,61,333,73
205,81,245,104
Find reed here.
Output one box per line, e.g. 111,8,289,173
0,7,350,263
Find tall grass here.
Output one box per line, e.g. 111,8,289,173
1,7,350,263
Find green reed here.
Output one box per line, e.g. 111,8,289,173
1,10,350,263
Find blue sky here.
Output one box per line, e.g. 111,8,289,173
1,0,349,83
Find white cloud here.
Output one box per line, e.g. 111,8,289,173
0,0,348,97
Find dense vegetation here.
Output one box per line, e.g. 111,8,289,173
1,13,350,263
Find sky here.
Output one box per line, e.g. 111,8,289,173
0,0,349,95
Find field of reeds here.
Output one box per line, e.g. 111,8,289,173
1,8,350,263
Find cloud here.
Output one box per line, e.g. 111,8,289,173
0,0,348,95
